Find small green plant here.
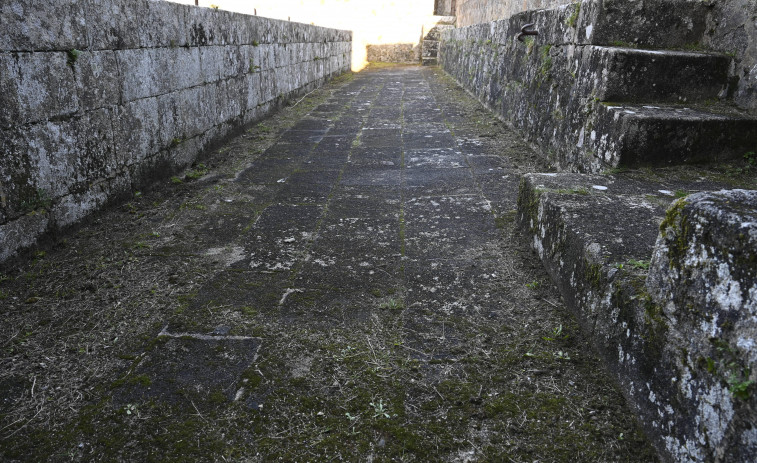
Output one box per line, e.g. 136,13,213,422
21,188,52,213
185,163,209,180
627,259,650,270
124,403,139,416
170,176,183,184
379,298,404,310
554,350,571,360
543,324,568,342
526,280,540,290
674,190,688,199
727,373,754,400
369,399,391,419
745,151,756,170
610,40,638,49
539,45,553,78
345,413,360,435
565,3,580,28
252,40,260,47
170,137,182,147
67,48,81,67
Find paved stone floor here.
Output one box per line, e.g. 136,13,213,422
1,66,658,461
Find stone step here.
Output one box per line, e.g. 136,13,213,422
424,24,455,42
431,15,456,26
578,0,710,49
516,170,757,462
589,103,757,168
525,0,710,50
582,46,731,104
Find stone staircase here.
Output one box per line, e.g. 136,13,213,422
439,1,757,461
581,46,757,169
421,16,455,66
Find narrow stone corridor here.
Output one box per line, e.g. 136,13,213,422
1,66,658,461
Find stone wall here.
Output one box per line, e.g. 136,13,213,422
366,44,419,63
456,0,571,27
0,0,351,264
181,0,435,71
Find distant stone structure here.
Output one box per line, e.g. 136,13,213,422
0,0,350,263
366,44,419,64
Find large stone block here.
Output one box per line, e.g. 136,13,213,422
114,97,162,168
117,47,202,102
517,173,757,462
84,0,144,50
646,190,757,462
19,119,80,200
246,73,261,109
136,0,190,48
199,46,225,84
67,108,119,188
217,77,247,123
74,50,121,110
0,0,87,51
259,69,277,103
0,51,79,127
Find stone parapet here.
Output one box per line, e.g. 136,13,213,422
0,0,351,263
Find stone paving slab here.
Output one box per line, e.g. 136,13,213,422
0,66,660,462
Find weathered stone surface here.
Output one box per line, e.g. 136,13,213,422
0,52,79,127
575,0,709,49
517,172,757,462
704,0,757,114
580,47,730,103
73,50,121,110
117,47,203,102
0,0,351,263
646,190,757,462
590,103,757,169
0,0,88,51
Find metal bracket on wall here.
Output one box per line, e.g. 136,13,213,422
516,23,538,42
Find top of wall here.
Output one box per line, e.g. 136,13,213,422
0,0,351,52
456,0,571,27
